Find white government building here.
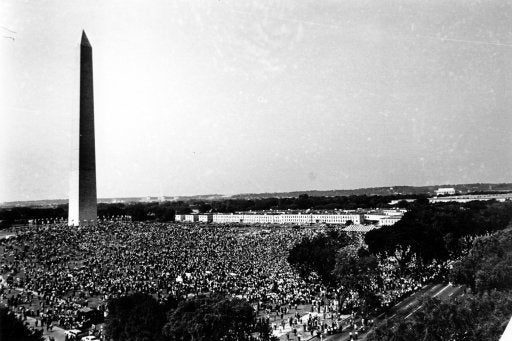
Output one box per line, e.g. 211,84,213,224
429,192,512,203
176,209,405,227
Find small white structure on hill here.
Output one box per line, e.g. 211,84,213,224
435,188,456,196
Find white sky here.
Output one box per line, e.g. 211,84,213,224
1,0,512,202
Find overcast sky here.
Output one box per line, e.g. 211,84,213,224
1,0,512,202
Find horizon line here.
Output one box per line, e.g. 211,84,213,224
2,181,512,204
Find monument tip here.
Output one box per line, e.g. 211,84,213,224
81,30,91,47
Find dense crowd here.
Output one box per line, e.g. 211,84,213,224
1,223,324,332
0,222,448,340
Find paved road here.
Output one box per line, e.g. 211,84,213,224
377,283,464,322
23,315,67,341
321,282,465,341
1,277,78,341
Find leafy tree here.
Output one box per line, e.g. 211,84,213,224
163,294,256,341
296,194,312,209
104,293,174,341
255,319,279,341
288,230,352,286
197,202,212,213
365,202,512,266
450,228,512,293
367,291,512,341
98,203,125,217
334,246,379,313
0,307,44,341
160,207,175,222
126,204,148,221
0,220,10,229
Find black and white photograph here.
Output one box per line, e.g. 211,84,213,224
1,1,512,340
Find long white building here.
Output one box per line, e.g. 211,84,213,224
176,212,371,225
174,207,407,226
429,193,512,203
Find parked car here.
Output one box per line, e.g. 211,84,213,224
81,336,99,341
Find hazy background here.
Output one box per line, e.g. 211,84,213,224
1,0,511,202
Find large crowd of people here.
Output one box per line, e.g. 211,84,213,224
0,222,448,340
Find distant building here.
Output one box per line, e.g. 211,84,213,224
382,209,407,216
364,213,387,222
212,214,243,224
378,216,402,226
213,213,364,225
175,210,405,226
140,196,158,202
184,214,198,222
198,214,213,223
388,199,416,205
435,188,456,196
429,193,512,203
363,213,403,226
364,209,406,224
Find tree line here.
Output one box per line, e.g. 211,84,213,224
0,193,422,227
104,293,276,341
364,200,512,265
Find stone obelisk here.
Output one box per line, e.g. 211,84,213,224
69,31,97,226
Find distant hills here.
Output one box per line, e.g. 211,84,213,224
231,183,512,199
2,183,512,208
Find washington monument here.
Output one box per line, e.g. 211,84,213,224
68,31,97,226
